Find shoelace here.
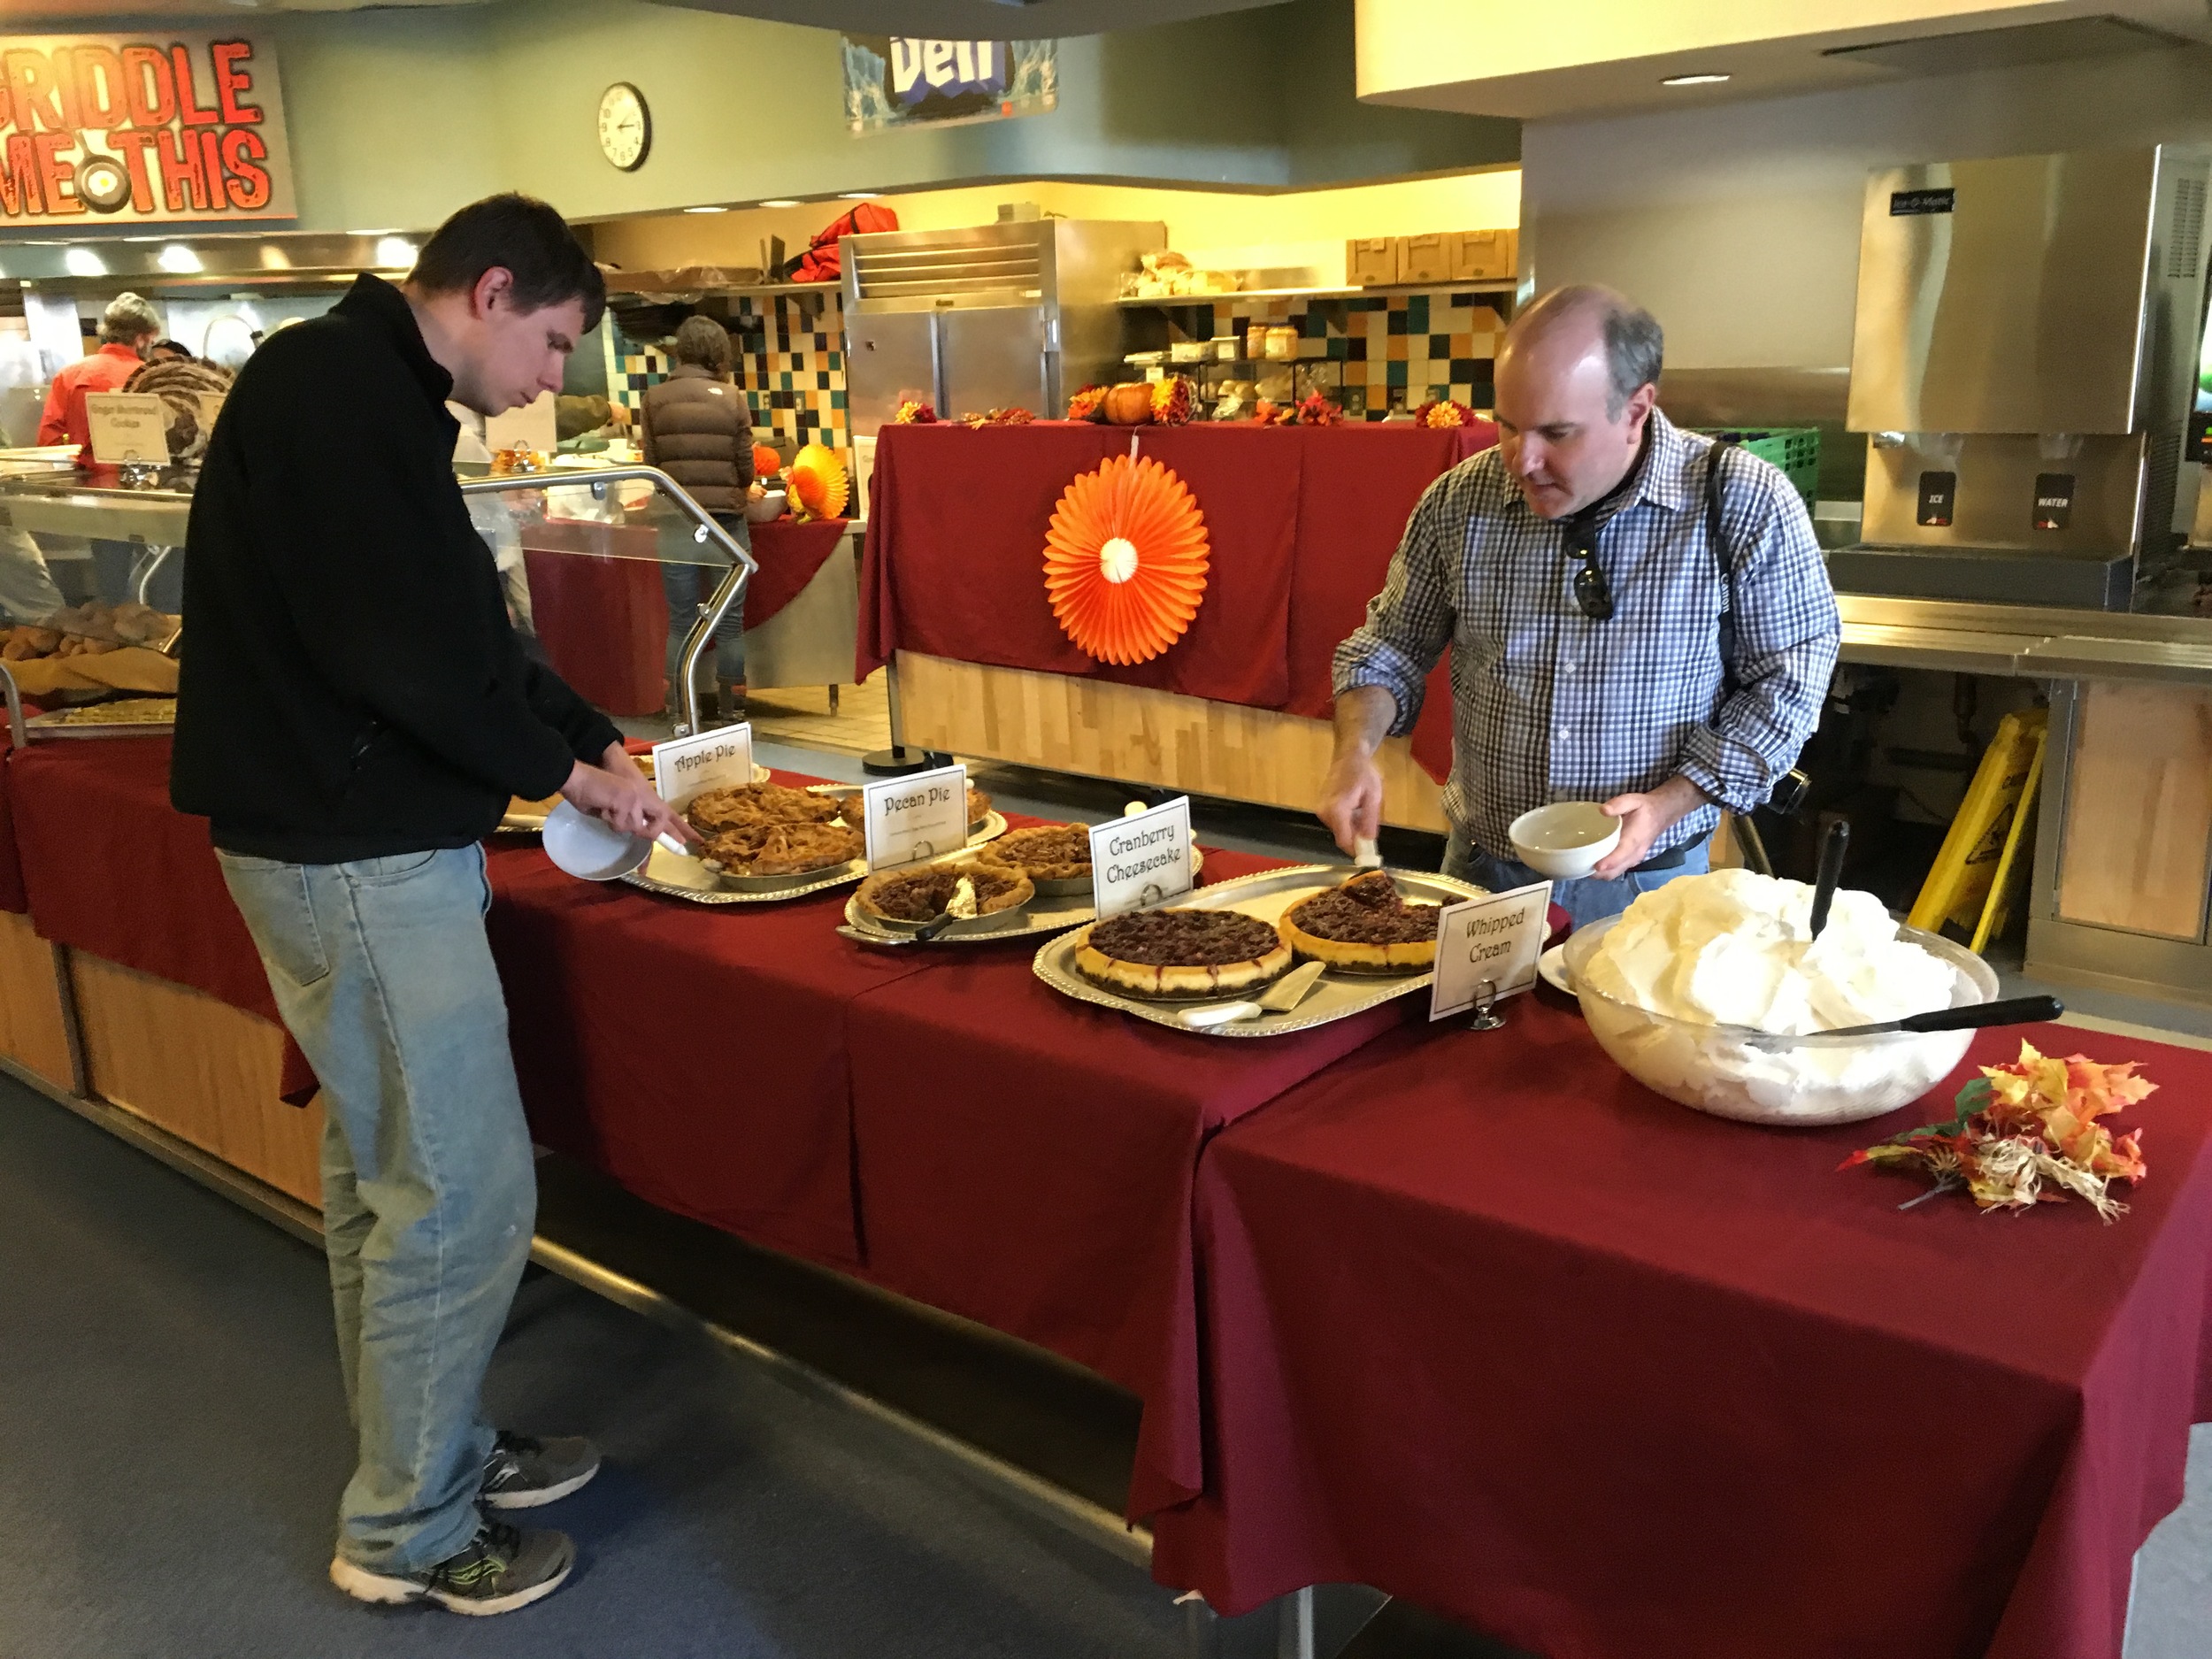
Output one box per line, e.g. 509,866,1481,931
434,1517,523,1587
482,1432,541,1484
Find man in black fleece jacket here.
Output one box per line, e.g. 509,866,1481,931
173,195,689,1617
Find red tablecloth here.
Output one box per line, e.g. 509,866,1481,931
843,847,1425,1521
7,737,318,1102
0,728,27,914
482,773,936,1268
745,517,848,630
1150,1002,2212,1659
857,424,1494,780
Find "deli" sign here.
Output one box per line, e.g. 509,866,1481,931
0,33,294,225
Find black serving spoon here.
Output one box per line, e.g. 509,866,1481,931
1740,994,2063,1049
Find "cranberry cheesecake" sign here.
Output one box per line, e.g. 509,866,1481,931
0,32,294,226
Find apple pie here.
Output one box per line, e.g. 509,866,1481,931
686,781,841,837
699,819,864,877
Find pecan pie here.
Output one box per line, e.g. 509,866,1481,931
686,782,840,836
977,824,1093,884
1072,908,1293,1000
854,862,1033,925
1279,871,1441,972
699,819,864,877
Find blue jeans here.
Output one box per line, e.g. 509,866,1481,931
1443,826,1710,930
217,844,534,1574
663,515,749,695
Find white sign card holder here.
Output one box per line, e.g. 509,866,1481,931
863,764,967,871
84,393,168,465
1429,880,1554,1027
650,723,754,809
1090,797,1195,919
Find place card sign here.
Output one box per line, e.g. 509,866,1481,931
1429,881,1552,1022
84,393,167,464
1090,797,1194,919
862,763,966,871
650,723,752,808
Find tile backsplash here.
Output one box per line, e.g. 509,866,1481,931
609,288,851,457
1140,288,1509,418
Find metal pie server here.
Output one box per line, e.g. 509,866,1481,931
1176,960,1328,1030
1735,994,2063,1050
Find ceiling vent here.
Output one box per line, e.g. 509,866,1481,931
1823,14,2197,75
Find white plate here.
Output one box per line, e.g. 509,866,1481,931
1537,941,1572,995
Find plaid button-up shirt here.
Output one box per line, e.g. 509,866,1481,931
1333,410,1840,860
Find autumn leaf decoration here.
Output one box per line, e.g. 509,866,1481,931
1043,451,1209,665
1841,1041,2154,1219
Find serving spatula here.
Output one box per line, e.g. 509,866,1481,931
1176,960,1328,1030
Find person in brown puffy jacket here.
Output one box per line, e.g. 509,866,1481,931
641,315,751,720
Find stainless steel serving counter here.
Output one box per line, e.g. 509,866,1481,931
1838,595,2212,684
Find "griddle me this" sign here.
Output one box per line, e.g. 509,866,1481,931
0,32,295,226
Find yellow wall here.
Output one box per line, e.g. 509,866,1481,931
591,169,1522,288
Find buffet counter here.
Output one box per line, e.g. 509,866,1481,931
1835,595,2212,1010
4,733,2210,1659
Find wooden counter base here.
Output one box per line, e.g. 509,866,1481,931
0,910,77,1093
67,951,322,1209
895,651,1450,834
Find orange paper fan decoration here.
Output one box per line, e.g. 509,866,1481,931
1043,453,1209,665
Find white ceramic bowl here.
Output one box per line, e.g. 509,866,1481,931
1509,802,1621,879
542,800,650,881
1561,913,1999,1126
743,489,787,523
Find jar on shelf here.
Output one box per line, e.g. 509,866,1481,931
1245,323,1269,361
1264,325,1300,362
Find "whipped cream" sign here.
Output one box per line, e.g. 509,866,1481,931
650,723,753,808
1430,880,1552,1022
1090,797,1194,919
863,763,967,870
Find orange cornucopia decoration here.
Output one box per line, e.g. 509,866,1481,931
1043,453,1209,665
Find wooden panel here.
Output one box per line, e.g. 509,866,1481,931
2056,681,2212,941
0,910,76,1091
896,652,1450,834
69,953,322,1208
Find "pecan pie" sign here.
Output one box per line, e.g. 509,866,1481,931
0,32,294,225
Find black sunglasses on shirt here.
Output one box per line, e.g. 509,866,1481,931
1562,519,1615,621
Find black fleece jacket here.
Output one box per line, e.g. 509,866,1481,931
171,273,620,862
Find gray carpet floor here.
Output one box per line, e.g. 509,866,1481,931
0,1075,1187,1659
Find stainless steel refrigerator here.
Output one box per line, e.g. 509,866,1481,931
841,219,1164,436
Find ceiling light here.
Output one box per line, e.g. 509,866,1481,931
1661,72,1732,86
373,236,417,270
157,244,203,273
837,192,880,200
683,205,728,214
758,199,802,209
63,248,105,277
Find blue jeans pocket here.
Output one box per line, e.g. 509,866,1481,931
342,850,442,886
216,854,332,989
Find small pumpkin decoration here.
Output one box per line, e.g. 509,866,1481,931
1102,382,1155,426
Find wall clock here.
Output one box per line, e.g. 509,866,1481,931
597,82,650,172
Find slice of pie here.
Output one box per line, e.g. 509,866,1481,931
1072,908,1293,1000
854,862,1033,925
976,824,1093,884
1279,870,1440,971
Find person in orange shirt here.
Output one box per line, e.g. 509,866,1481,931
38,292,161,450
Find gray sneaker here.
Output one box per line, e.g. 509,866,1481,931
481,1431,602,1510
329,1517,573,1616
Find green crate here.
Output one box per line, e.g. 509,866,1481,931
1694,426,1819,510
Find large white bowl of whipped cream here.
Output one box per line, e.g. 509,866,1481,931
1561,868,1999,1126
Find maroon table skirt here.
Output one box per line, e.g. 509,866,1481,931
1151,1001,2212,1659
858,424,1493,781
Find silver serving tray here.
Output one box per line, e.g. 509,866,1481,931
1032,864,1486,1037
838,844,1203,947
623,810,1010,907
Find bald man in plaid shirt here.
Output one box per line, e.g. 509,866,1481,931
1320,286,1840,927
